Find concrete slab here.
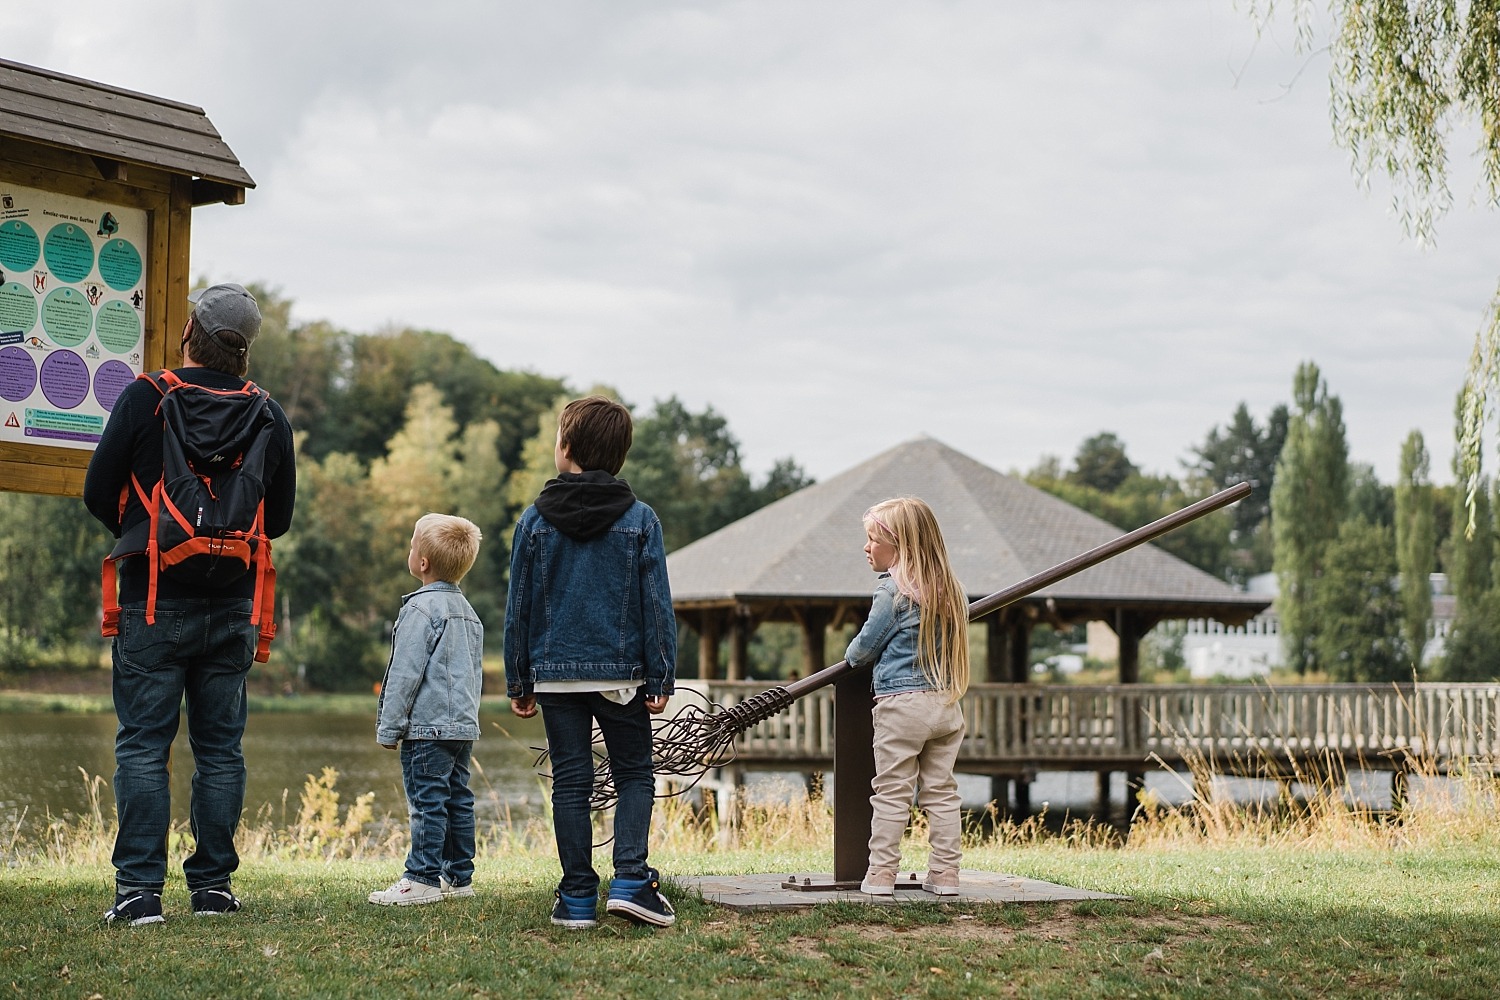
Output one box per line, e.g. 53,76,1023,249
674,869,1129,911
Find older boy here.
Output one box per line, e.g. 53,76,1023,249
505,395,677,929
369,513,485,906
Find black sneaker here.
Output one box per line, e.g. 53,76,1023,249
550,890,598,929
191,887,242,916
605,869,676,927
102,890,163,926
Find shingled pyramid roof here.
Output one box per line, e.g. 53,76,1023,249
667,436,1267,623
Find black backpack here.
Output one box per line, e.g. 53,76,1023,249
101,370,279,661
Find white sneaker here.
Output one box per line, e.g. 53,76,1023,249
440,877,475,899
367,877,444,906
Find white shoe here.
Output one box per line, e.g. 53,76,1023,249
367,877,444,906
440,877,475,899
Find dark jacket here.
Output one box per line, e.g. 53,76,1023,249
503,471,676,698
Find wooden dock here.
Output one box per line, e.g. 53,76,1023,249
690,681,1500,778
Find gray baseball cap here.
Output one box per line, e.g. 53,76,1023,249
188,282,261,351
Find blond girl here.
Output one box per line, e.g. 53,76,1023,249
844,497,970,896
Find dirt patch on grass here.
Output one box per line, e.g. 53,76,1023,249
747,903,1247,954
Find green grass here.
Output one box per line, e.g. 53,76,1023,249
5,839,1499,998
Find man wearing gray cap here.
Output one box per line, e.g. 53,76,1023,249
84,283,297,926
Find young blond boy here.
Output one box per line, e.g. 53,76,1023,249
369,513,485,906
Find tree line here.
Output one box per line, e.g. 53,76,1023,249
2,287,1496,685
0,286,809,688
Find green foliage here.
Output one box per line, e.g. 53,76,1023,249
1308,519,1410,681
624,396,812,552
1067,431,1137,493
1395,431,1436,662
0,492,108,669
1434,586,1500,680
1347,462,1395,528
1027,462,1235,580
1186,401,1288,543
1272,362,1351,674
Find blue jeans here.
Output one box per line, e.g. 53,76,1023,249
111,599,257,893
537,691,654,896
399,739,476,888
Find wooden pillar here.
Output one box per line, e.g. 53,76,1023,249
727,608,750,681
1008,616,1031,683
1096,771,1112,821
985,614,1008,683
1115,609,1144,685
697,610,721,681
1115,609,1146,819
796,608,830,679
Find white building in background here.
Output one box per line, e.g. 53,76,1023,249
1178,572,1456,679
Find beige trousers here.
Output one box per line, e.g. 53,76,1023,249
867,690,965,872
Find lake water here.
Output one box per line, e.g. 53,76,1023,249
0,709,554,841
3,708,1419,845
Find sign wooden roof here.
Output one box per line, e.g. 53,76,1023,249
667,436,1270,623
0,58,253,204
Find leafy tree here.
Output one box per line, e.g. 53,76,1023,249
1271,362,1350,674
625,397,812,551
1444,392,1496,610
1347,463,1395,528
0,493,107,668
276,448,388,690
1027,464,1235,580
1395,431,1436,666
1307,519,1408,682
1245,3,1500,521
1186,401,1289,539
1435,588,1500,681
1068,432,1138,493
319,329,562,470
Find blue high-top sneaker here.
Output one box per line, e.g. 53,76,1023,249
550,890,598,929
605,868,676,927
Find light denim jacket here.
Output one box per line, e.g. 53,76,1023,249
845,575,936,697
376,582,484,744
503,500,677,698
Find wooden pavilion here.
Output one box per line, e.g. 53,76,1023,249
667,436,1271,685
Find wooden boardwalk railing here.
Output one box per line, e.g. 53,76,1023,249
688,681,1500,775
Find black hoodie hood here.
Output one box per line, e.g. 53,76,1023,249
533,470,637,541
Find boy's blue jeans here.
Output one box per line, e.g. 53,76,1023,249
399,739,476,888
111,598,256,893
537,691,655,896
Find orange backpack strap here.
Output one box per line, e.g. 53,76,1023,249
100,472,164,638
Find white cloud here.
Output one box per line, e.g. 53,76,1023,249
10,0,1498,486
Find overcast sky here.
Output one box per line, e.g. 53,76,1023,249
13,2,1499,486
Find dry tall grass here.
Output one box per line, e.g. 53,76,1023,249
8,743,1499,869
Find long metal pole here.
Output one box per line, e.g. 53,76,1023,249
781,481,1252,700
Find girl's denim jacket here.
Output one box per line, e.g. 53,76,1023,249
503,500,677,698
376,581,485,744
845,575,936,697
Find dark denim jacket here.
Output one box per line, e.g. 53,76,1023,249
845,575,936,697
503,500,677,698
376,582,485,744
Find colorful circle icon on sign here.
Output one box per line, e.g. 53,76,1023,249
0,220,41,272
96,300,141,354
93,359,135,411
0,281,38,334
98,239,142,291
43,224,95,284
0,346,37,402
39,349,89,409
41,287,93,348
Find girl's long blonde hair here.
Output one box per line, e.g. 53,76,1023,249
864,497,970,701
